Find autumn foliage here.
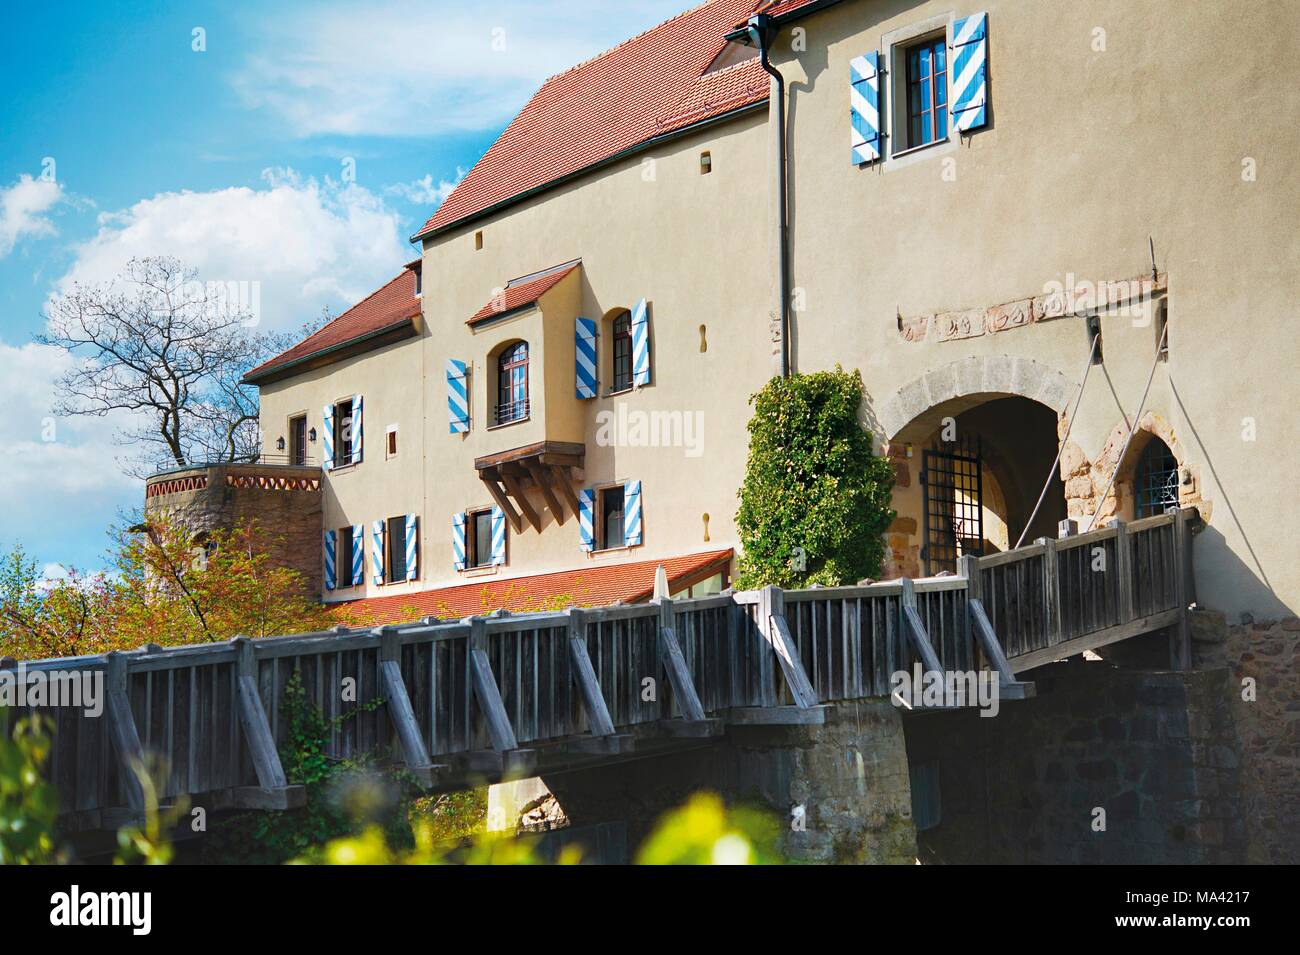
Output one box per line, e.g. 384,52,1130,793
0,516,333,661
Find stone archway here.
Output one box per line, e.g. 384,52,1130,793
876,355,1076,443
1059,410,1209,524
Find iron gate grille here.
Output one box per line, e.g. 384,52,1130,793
921,437,983,575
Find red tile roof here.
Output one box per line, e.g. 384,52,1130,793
332,549,734,626
415,0,775,239
243,266,421,382
467,262,581,325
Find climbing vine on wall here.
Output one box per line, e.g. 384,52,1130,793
736,367,895,589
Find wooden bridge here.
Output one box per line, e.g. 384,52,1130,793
3,508,1198,833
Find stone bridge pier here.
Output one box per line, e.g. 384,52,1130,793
539,700,918,864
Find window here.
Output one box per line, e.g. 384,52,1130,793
905,35,947,148
1135,439,1179,519
414,269,422,297
474,230,484,250
599,485,625,550
333,397,355,463
289,414,308,466
699,150,712,174
386,515,409,583
467,508,496,569
338,525,356,587
611,311,633,393
386,425,398,458
496,341,529,425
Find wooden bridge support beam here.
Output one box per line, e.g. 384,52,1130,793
654,598,707,723
899,578,943,676
759,586,819,709
231,637,304,809
104,651,147,812
377,627,438,787
564,610,632,755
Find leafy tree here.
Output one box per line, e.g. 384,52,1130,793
736,368,895,588
0,515,333,660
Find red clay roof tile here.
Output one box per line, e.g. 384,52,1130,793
332,549,734,626
466,262,581,325
243,267,421,382
415,0,774,239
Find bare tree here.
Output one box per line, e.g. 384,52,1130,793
38,257,314,476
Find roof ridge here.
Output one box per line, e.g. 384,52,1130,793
540,0,750,86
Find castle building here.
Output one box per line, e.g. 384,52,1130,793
220,0,1298,625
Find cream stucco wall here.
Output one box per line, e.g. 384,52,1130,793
774,0,1300,617
256,0,1297,622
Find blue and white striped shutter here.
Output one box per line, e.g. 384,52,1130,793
951,13,988,132
850,51,882,164
624,480,643,546
630,299,651,386
323,530,337,591
405,514,418,581
322,404,335,470
371,519,385,586
350,395,363,464
578,489,595,552
452,512,467,571
490,507,506,565
575,318,598,398
350,524,364,587
447,359,470,433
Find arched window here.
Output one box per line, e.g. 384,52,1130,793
1134,438,1178,518
611,311,633,393
496,341,529,425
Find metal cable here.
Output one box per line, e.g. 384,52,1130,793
1083,321,1169,533
1012,333,1100,549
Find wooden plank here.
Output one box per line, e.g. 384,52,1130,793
524,459,566,525
1038,537,1061,648
467,619,519,752
1168,506,1191,671
231,638,289,791
104,652,147,812
654,599,707,723
567,610,616,736
481,476,525,535
551,464,582,518
500,469,543,532
1009,608,1182,674
968,599,1035,701
378,628,436,786
1107,518,1134,623
899,579,942,675
762,597,818,708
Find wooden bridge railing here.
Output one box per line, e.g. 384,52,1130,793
1,507,1198,830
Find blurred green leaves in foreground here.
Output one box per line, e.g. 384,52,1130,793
296,791,783,866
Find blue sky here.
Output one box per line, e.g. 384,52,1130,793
0,0,689,577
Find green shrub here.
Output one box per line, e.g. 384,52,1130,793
736,368,895,588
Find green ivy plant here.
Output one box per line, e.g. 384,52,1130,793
202,670,407,864
736,368,895,589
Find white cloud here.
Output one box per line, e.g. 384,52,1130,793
385,168,466,207
55,167,412,332
1,174,64,257
231,1,691,137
